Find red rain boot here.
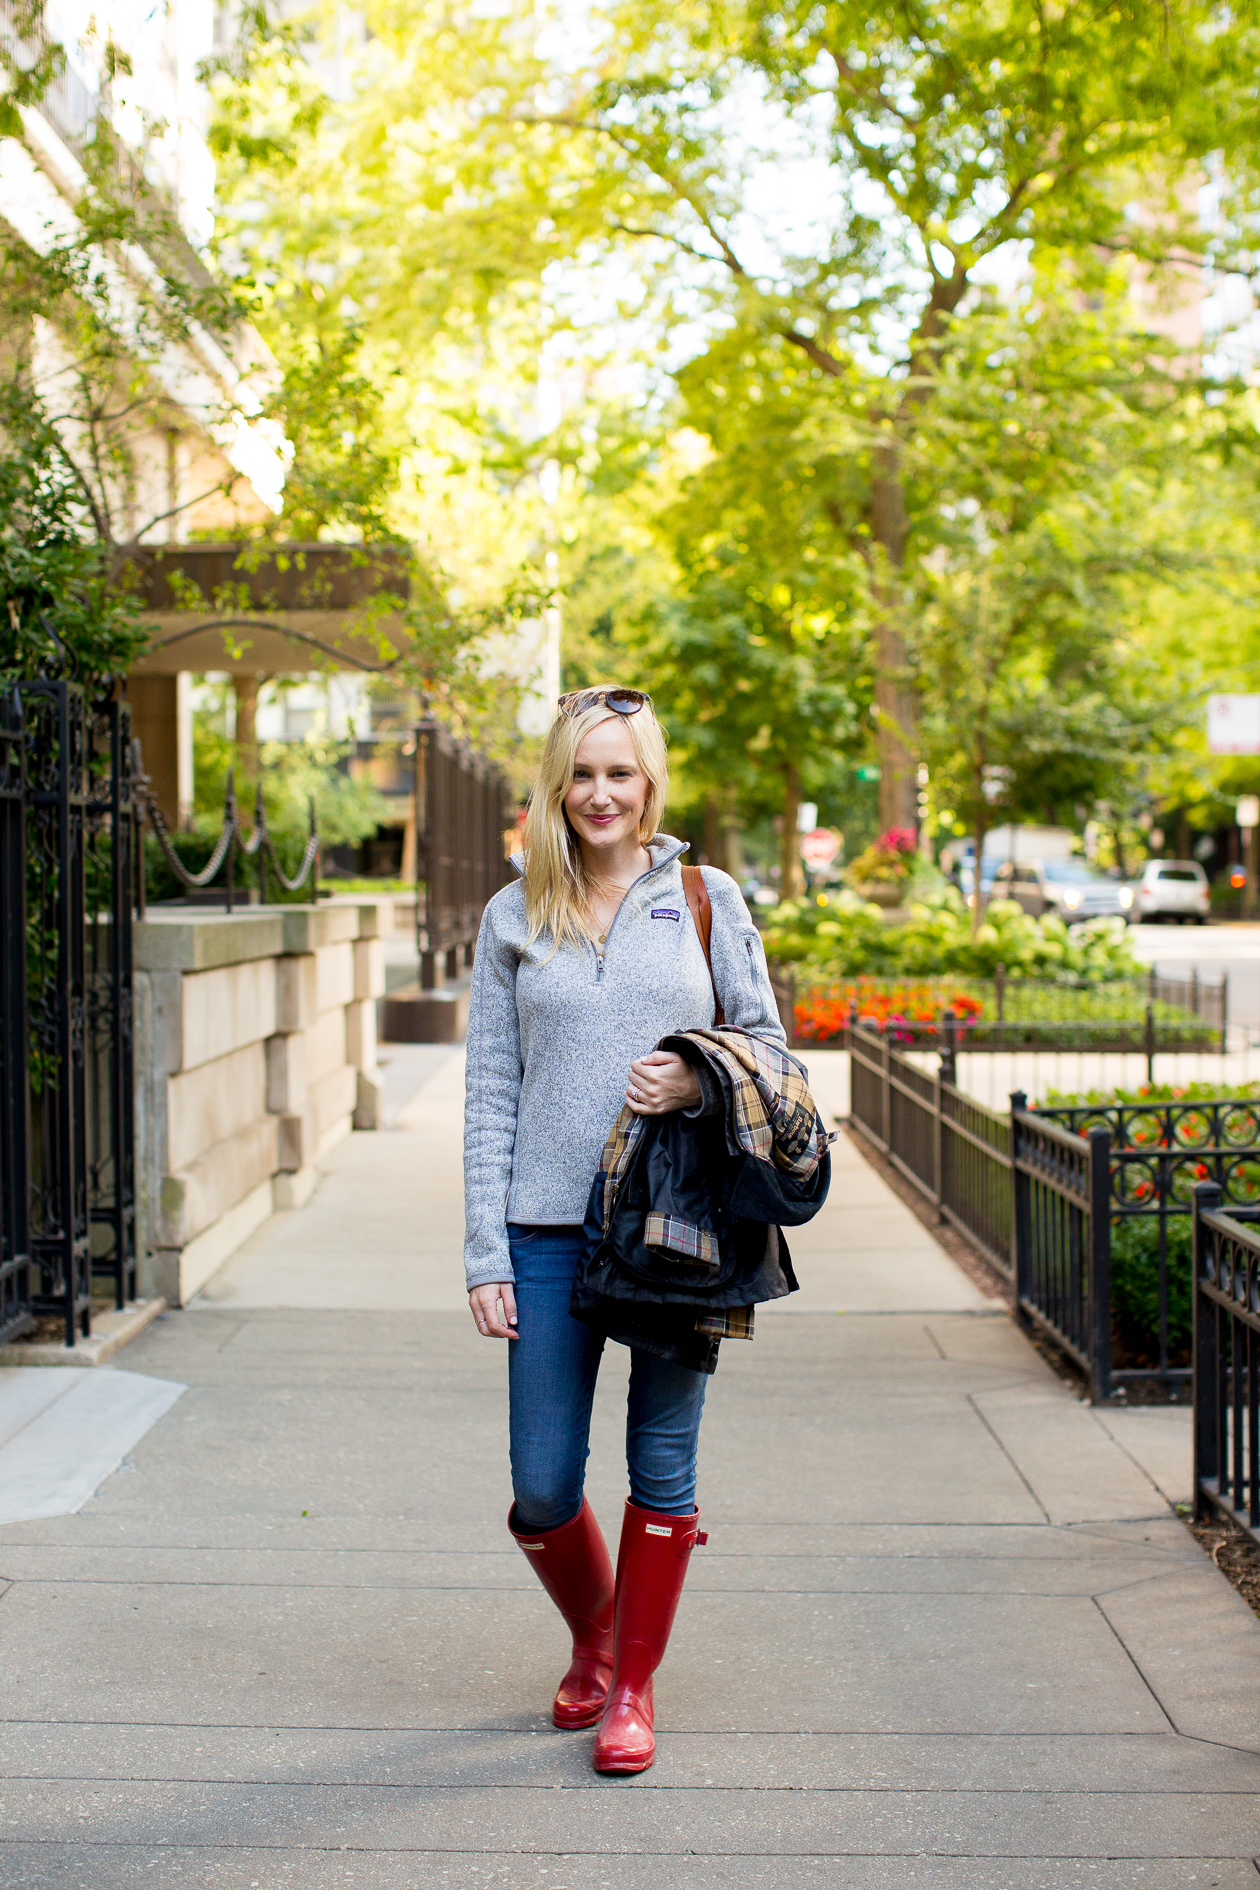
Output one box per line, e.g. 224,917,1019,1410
510,1498,615,1729
593,1500,706,1774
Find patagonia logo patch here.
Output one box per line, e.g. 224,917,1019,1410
651,908,681,921
645,1524,673,1537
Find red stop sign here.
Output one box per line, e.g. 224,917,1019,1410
800,828,839,869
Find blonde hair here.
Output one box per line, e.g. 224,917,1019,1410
523,697,669,951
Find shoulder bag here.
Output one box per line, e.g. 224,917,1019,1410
680,863,726,1027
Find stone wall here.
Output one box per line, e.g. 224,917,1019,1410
133,899,390,1306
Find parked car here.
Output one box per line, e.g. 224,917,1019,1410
1133,859,1209,924
991,858,1134,924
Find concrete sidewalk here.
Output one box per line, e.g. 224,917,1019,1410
0,1051,1257,1885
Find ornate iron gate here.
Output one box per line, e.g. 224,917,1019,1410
0,681,140,1347
0,691,31,1343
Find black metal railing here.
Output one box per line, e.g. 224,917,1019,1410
1012,1102,1112,1402
0,690,31,1344
413,717,511,987
845,1020,1252,1401
1,669,327,1350
849,1023,1016,1276
7,680,143,1343
1192,1184,1260,1542
87,700,140,1313
941,1082,1013,1274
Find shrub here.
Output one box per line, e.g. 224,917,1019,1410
1038,1080,1260,1107
1110,1216,1193,1364
845,826,919,888
759,892,893,971
762,885,1140,984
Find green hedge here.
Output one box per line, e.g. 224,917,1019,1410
761,888,1139,983
1110,1216,1193,1366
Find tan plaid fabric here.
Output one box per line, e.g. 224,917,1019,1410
645,1211,719,1269
595,1029,827,1345
684,1030,829,1181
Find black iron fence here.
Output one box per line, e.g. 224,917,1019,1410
0,693,30,1344
413,717,512,987
0,681,143,1346
847,1021,1260,1400
1012,1105,1113,1403
1192,1185,1260,1542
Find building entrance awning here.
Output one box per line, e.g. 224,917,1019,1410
124,543,417,676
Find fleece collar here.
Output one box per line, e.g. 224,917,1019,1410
509,834,689,882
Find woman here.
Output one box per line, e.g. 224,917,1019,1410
463,686,785,1773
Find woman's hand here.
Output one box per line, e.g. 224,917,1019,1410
626,1050,702,1116
469,1282,519,1339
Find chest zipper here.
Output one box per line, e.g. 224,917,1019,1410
592,855,668,984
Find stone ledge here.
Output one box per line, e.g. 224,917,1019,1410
280,906,361,953
134,910,285,973
0,1298,167,1368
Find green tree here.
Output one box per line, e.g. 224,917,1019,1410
0,383,146,683
499,0,1260,823
907,280,1200,915
0,15,258,678
635,330,870,891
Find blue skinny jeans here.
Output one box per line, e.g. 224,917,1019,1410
506,1223,707,1532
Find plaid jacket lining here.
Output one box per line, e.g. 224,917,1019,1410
645,1210,719,1269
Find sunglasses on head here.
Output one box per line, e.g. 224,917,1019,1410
557,687,650,718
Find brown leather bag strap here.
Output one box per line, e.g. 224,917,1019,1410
681,863,725,1027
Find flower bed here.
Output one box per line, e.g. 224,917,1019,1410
793,977,1209,1047
795,980,983,1045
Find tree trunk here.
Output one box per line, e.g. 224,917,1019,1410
233,674,264,782
719,794,743,882
1111,820,1129,881
702,794,720,867
870,451,918,833
971,818,989,936
781,759,803,900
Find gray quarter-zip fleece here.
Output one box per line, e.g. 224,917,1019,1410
462,836,786,1290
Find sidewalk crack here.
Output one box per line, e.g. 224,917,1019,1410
1091,1593,1178,1734
966,1394,1052,1524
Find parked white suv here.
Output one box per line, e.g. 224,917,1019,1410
991,858,1134,923
1134,860,1209,924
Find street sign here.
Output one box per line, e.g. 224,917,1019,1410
1238,796,1260,830
1209,695,1260,754
855,764,881,782
800,828,840,870
796,801,818,834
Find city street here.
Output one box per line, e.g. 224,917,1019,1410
1129,920,1260,1028
1,1053,1257,1885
